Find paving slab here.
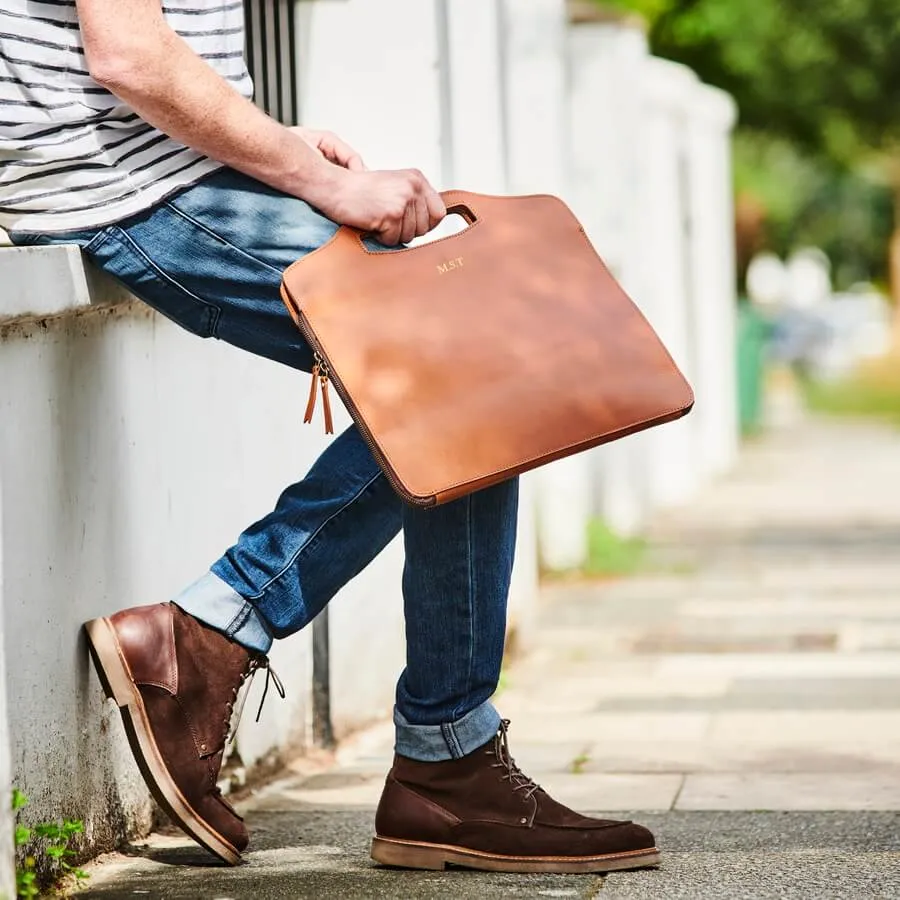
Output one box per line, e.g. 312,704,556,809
677,773,900,811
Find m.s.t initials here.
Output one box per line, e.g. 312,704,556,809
437,257,464,275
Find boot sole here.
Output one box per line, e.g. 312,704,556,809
84,617,242,866
371,835,661,873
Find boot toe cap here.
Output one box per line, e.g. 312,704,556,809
609,821,657,854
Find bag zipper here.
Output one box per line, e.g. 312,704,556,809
295,313,435,507
304,351,334,435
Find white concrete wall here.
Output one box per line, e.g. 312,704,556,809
0,250,315,847
501,0,594,572
685,84,740,479
444,0,508,193
295,0,444,182
551,16,740,557
637,59,702,509
0,488,14,900
568,20,651,538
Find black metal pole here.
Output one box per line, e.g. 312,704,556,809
312,609,335,749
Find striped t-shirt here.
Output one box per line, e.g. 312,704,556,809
0,0,252,233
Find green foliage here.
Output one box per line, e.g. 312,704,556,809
12,791,89,899
585,519,646,576
597,0,675,24
644,0,900,162
595,0,900,285
734,133,893,288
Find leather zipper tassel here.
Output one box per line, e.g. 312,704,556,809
304,363,320,424
321,372,334,435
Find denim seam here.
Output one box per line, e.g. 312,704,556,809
81,227,115,255
111,227,222,336
163,200,284,277
247,469,385,600
225,603,253,639
440,722,464,758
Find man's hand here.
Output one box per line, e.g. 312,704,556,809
312,167,446,247
290,128,445,245
292,127,367,173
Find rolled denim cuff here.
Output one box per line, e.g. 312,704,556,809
393,701,502,762
173,571,273,655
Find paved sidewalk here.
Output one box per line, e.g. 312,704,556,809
81,419,900,898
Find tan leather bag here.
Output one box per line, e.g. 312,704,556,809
280,190,694,507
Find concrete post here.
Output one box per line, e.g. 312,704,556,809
567,14,652,537
685,84,740,478
296,0,444,181
501,0,569,198
0,484,15,900
633,58,702,509
443,0,507,194
502,0,591,570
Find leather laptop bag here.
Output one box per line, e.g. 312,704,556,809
280,190,694,507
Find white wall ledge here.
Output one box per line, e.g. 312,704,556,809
0,245,132,325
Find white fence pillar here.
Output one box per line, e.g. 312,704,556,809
0,484,14,900
568,15,651,537
444,0,507,194
685,85,740,478
503,0,591,569
295,0,444,181
501,0,569,198
633,58,702,509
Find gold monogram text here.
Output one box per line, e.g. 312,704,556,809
437,257,464,275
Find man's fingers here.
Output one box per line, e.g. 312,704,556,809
414,195,430,239
400,202,417,245
331,137,366,171
376,222,401,246
424,188,446,230
316,131,367,171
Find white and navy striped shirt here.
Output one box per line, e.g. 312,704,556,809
0,0,253,233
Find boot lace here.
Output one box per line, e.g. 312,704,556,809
487,719,542,801
225,656,286,744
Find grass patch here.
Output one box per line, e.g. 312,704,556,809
570,751,591,774
585,519,646,576
803,354,900,425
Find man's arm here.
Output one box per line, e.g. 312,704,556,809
76,0,444,245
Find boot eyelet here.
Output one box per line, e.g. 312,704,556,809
519,817,527,825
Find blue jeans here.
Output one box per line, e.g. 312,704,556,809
10,167,518,762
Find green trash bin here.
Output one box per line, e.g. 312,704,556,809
737,300,767,435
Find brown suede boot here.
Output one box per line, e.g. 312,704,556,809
85,603,273,865
372,720,660,873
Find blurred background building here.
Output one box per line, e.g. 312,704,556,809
1,0,898,882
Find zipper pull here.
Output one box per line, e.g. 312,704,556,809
304,352,334,434
304,361,320,425
321,370,334,435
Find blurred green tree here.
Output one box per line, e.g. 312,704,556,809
597,0,900,296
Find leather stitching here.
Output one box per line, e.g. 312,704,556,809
175,695,208,759
166,605,177,693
